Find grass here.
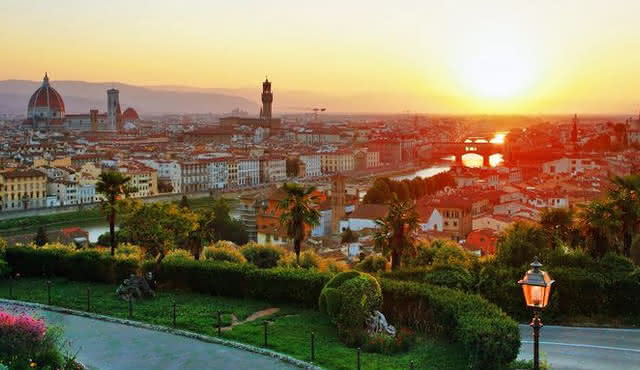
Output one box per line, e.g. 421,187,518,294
0,278,469,370
0,209,103,234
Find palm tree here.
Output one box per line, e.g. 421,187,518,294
578,200,622,258
539,207,574,249
96,171,136,256
278,183,321,264
373,195,419,270
608,175,640,257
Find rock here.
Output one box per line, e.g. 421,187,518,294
366,310,396,337
116,274,155,301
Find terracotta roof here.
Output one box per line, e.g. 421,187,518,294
349,204,388,220
1,169,46,179
28,75,65,112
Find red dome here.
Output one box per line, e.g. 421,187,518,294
122,107,140,120
27,74,65,113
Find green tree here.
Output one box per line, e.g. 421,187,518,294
278,183,321,264
539,207,575,249
496,221,550,267
179,195,190,209
341,228,358,244
34,226,48,247
608,174,640,257
119,202,199,265
96,171,136,256
373,195,419,270
579,200,622,258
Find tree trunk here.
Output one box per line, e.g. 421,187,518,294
109,210,116,256
294,239,301,265
391,250,400,271
623,231,632,257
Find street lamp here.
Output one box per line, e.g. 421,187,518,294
518,257,554,370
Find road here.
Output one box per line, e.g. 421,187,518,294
1,303,297,370
518,324,640,369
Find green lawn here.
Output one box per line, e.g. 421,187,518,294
0,278,468,370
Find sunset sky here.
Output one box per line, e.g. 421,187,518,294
2,0,640,114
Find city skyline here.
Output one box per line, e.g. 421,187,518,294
2,0,640,114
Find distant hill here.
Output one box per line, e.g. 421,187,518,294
0,80,259,116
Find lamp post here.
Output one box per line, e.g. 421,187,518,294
518,257,554,370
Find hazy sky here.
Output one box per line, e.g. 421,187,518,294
2,0,640,114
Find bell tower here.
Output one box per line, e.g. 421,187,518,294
331,173,346,234
261,77,273,121
107,88,122,131
571,113,578,152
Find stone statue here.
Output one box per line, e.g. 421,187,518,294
366,310,396,337
116,274,155,301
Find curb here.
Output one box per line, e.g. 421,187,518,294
0,298,321,370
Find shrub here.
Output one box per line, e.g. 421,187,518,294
114,243,144,260
432,242,472,269
325,260,348,274
145,258,332,307
496,221,550,268
0,311,70,369
355,255,387,273
277,251,324,270
424,265,473,290
203,244,246,264
405,242,436,267
164,249,194,262
5,245,138,284
0,259,9,278
600,252,634,280
241,243,285,268
546,249,598,270
380,279,520,369
319,271,382,346
362,327,416,354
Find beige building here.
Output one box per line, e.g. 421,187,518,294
0,169,48,210
320,150,354,174
117,164,158,198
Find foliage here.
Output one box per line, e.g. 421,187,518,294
278,250,324,270
424,265,473,290
145,258,332,307
240,243,285,268
496,221,550,268
431,241,472,269
373,195,419,270
202,243,246,264
199,198,249,246
362,328,416,354
363,172,455,204
5,244,138,284
341,228,359,244
354,255,387,273
0,208,103,232
608,174,640,257
405,242,436,267
164,249,194,262
319,271,383,346
278,182,321,264
599,252,634,280
578,199,622,258
34,226,48,247
380,279,520,369
325,259,348,274
539,207,575,248
179,195,190,209
119,201,199,264
96,171,136,256
0,311,72,370
97,230,133,247
0,259,9,278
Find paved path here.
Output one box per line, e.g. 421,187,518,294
518,324,640,369
1,303,297,370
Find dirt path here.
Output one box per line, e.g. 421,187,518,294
222,307,280,331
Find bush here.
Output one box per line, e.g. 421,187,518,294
362,327,416,354
405,242,436,267
325,260,348,274
0,311,70,369
318,271,383,346
354,255,387,273
0,259,9,278
380,279,520,369
240,243,285,268
5,245,138,284
145,258,332,307
600,252,634,280
164,249,194,262
424,265,473,290
203,244,246,264
432,243,472,269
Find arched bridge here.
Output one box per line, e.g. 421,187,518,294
418,142,505,166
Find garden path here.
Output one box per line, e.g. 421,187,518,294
224,307,280,331
1,302,297,370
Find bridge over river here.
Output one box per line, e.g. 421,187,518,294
418,141,506,167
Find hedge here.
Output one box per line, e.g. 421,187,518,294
5,245,138,284
380,279,520,369
143,258,332,308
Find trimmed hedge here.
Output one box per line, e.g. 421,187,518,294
380,279,520,369
5,245,138,284
144,258,332,308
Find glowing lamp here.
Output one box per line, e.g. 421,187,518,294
518,257,554,309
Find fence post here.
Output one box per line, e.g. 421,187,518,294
357,347,361,370
311,332,315,361
46,280,51,305
409,360,415,369
263,320,268,347
8,277,13,299
217,311,221,336
87,288,91,312
128,296,133,319
173,301,177,327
